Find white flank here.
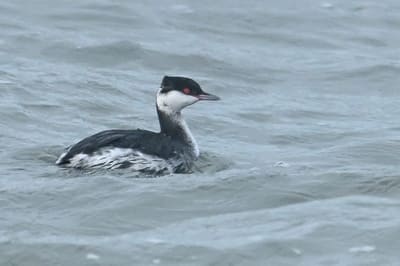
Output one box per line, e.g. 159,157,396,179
66,148,173,173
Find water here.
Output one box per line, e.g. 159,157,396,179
1,0,400,265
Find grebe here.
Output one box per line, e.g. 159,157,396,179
56,76,220,174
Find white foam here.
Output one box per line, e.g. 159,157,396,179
321,2,334,8
170,5,194,14
292,248,302,255
146,238,165,244
0,79,13,84
349,245,376,253
86,253,100,260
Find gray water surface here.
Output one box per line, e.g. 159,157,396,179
1,0,400,265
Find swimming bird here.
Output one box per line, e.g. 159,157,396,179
56,76,220,174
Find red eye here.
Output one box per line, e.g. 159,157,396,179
183,88,191,94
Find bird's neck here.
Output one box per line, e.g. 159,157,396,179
156,106,199,158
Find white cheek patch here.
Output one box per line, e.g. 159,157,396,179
157,89,198,113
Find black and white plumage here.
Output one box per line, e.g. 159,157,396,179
56,76,220,174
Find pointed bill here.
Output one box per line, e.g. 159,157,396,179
197,92,220,101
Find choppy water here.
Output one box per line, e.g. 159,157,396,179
1,0,400,265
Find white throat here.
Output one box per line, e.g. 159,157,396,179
173,113,199,158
